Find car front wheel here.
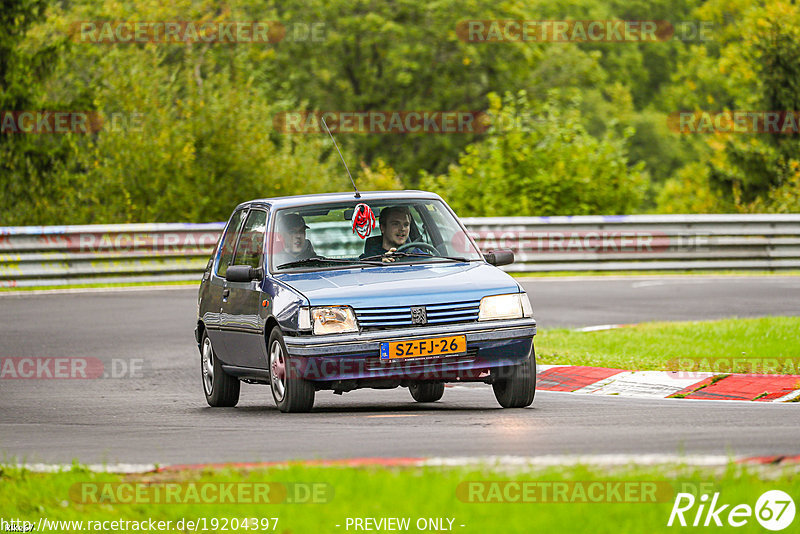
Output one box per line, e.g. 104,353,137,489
491,345,536,408
409,382,445,403
268,326,315,413
201,332,240,407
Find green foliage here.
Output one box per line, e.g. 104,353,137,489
356,159,403,191
0,0,49,109
654,162,728,214
265,0,542,180
739,161,800,213
655,0,800,213
0,0,798,224
0,0,78,225
2,0,346,224
420,92,646,216
77,52,343,223
710,1,800,206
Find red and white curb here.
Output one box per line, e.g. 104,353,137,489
537,365,800,402
12,454,800,474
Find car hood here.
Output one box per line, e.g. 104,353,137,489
274,262,520,308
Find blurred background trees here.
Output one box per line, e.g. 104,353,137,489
1,0,798,224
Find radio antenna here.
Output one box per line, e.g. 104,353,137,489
322,116,360,199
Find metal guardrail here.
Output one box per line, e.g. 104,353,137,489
1,215,799,287
463,214,800,272
0,223,223,288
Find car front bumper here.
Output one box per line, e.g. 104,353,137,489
282,318,536,381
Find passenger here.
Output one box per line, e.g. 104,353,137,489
276,213,316,264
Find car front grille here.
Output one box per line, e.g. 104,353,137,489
354,300,481,330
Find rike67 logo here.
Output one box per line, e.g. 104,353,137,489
668,490,795,530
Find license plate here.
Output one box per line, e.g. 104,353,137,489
380,335,467,360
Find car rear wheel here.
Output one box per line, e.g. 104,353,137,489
201,332,240,407
491,345,536,408
268,326,315,413
409,382,445,403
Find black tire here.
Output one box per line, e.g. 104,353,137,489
409,382,445,403
268,326,315,413
491,345,536,408
200,331,240,407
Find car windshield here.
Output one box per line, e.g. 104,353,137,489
269,199,483,272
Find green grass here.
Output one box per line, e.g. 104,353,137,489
537,316,800,373
1,463,797,534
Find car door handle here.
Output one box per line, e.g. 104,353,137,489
222,289,230,298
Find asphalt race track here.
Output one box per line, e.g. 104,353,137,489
1,275,799,465
525,275,800,327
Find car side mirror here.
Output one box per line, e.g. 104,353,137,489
484,249,514,267
226,265,264,282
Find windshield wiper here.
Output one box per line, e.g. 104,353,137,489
360,251,470,263
396,252,471,262
277,256,383,269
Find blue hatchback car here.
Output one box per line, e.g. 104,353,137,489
195,191,536,412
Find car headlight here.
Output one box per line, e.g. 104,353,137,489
478,293,533,321
311,306,358,335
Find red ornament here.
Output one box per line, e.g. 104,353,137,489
352,203,376,239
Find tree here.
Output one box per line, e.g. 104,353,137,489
420,92,646,216
0,0,78,225
656,0,800,213
259,0,544,181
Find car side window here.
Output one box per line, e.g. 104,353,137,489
215,209,248,278
409,205,431,245
421,203,455,251
232,209,267,269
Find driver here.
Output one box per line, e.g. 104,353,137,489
276,213,316,263
360,206,425,260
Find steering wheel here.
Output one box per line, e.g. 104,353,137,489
396,242,438,255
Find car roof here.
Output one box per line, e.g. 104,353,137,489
234,190,442,211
